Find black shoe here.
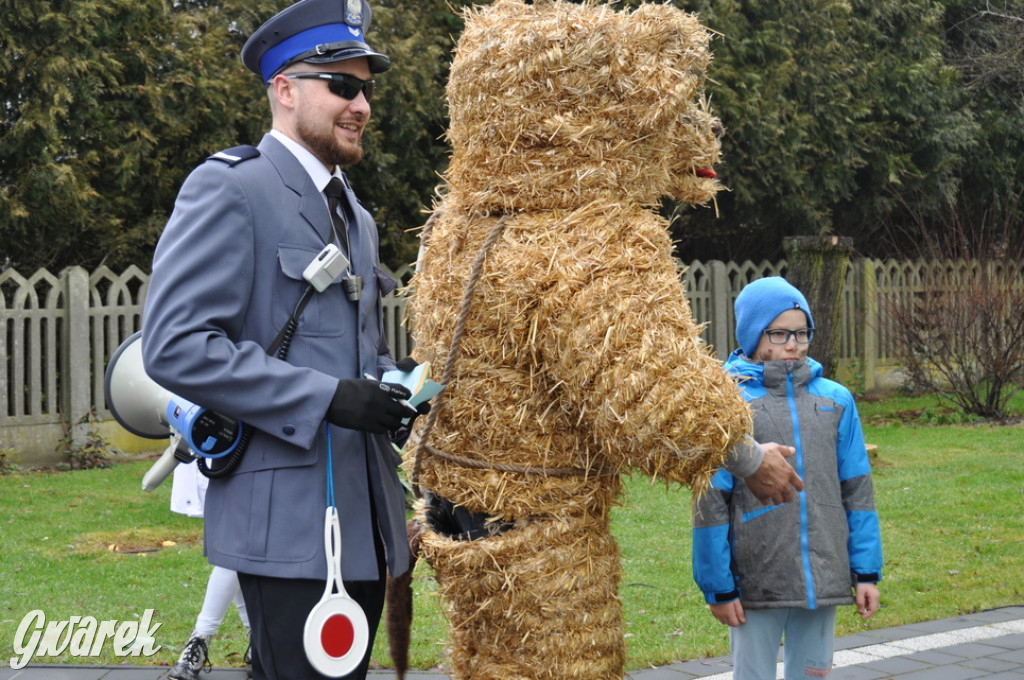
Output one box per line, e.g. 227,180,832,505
168,632,211,680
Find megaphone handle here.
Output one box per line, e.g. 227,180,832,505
141,442,181,492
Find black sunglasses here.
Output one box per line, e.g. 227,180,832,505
285,72,375,102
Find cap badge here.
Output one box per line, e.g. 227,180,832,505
345,1,363,27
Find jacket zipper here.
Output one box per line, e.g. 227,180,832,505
788,371,817,609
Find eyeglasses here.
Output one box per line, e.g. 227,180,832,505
285,72,376,102
763,328,815,345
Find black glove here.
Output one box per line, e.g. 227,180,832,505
327,378,417,434
394,356,419,372
388,357,433,446
390,401,431,448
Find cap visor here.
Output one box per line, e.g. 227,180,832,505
301,46,390,73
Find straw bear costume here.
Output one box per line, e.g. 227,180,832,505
403,2,751,678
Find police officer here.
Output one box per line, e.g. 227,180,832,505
142,1,417,678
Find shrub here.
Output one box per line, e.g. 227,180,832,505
885,195,1024,419
0,440,18,474
58,410,121,470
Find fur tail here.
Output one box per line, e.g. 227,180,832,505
385,518,424,680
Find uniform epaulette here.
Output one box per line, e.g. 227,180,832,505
208,145,261,166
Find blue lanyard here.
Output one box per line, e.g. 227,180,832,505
325,424,335,509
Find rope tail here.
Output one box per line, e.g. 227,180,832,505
385,518,425,680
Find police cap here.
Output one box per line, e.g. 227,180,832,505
242,0,390,83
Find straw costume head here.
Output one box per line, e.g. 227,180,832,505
394,2,752,679
442,0,724,212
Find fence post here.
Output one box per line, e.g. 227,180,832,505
783,235,855,379
709,260,730,361
63,267,92,448
860,259,878,392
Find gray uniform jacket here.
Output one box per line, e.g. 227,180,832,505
142,133,409,582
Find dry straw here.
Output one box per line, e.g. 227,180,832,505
403,1,751,678
443,0,724,212
409,204,751,518
417,507,626,680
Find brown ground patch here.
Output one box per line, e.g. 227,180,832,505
75,526,202,555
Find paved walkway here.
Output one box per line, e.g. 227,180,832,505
4,605,1022,680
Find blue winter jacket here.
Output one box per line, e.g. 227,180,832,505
692,351,883,610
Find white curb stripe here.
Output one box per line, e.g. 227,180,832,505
697,618,1024,680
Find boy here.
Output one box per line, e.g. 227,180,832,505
692,276,882,680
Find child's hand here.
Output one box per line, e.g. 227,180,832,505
855,583,880,619
710,600,746,627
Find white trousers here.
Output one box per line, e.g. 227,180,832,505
730,606,837,680
194,566,249,636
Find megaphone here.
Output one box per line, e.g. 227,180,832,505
104,331,246,491
104,331,172,440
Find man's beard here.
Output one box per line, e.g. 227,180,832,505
297,117,363,167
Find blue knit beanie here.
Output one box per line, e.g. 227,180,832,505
734,276,814,358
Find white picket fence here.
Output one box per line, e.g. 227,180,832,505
2,258,917,464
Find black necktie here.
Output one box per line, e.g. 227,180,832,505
323,178,351,255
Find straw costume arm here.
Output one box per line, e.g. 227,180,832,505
532,209,751,489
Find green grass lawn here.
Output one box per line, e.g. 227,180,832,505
1,391,1022,670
